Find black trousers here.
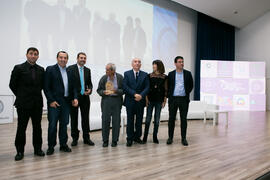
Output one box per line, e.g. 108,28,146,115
70,95,90,141
168,97,189,140
15,106,43,153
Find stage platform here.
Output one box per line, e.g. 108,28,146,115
0,111,270,180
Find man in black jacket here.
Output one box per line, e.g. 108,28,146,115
167,56,193,146
67,52,94,146
9,47,45,161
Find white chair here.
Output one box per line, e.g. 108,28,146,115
187,101,207,119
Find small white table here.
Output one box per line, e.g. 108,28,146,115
204,110,229,126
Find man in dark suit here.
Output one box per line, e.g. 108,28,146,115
67,52,94,146
167,56,193,146
44,51,78,155
97,63,123,147
9,47,45,161
123,58,149,146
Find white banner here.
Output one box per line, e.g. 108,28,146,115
200,60,266,111
0,95,14,124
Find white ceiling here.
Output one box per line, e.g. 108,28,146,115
172,0,270,28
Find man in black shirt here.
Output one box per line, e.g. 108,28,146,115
9,47,45,161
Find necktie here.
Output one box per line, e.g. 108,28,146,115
80,66,85,95
31,65,36,80
135,72,139,83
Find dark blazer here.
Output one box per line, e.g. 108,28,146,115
44,64,78,104
97,73,124,108
167,69,193,101
123,69,149,107
9,61,44,109
67,64,93,95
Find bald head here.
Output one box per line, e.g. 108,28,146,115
132,58,141,72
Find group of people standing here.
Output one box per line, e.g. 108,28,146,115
9,47,193,161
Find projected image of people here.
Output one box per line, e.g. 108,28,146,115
133,18,147,60
122,16,135,62
20,0,176,101
24,0,52,60
106,13,121,62
52,0,73,51
92,12,107,65
22,0,152,68
73,0,91,52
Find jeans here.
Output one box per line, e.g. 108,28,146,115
47,98,70,148
143,101,162,141
145,101,162,126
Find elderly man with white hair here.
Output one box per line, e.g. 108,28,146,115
123,58,149,147
97,63,124,147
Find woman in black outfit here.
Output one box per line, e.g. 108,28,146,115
143,60,167,144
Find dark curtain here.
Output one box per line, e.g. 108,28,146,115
194,12,235,100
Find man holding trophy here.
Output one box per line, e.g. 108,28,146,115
97,63,124,147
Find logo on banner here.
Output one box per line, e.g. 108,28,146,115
236,98,246,106
0,100,4,114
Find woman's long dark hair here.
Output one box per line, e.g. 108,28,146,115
152,60,165,74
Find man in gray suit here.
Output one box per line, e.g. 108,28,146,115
97,63,123,147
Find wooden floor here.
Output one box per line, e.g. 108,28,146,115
1,111,270,180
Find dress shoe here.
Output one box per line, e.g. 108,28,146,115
34,149,45,156
126,140,133,147
142,136,147,144
60,145,72,152
181,139,189,146
46,147,54,155
71,140,78,146
166,138,173,145
15,152,24,161
84,139,95,146
134,138,143,144
111,141,117,147
153,136,159,144
103,141,108,147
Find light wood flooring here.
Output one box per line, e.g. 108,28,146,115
0,111,270,180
